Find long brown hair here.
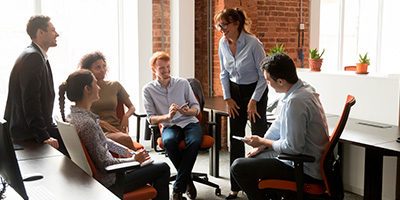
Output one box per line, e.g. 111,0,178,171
58,69,93,121
214,8,252,35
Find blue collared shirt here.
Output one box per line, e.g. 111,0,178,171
218,31,267,101
265,79,329,180
142,77,200,129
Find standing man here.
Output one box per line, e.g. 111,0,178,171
4,15,67,155
143,52,203,200
230,53,329,200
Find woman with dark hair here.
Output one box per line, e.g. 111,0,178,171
214,8,268,199
78,51,137,150
58,69,170,199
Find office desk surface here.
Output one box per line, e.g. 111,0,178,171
327,116,400,200
205,96,226,113
15,142,63,161
18,156,119,200
327,116,400,153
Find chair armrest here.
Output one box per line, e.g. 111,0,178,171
278,153,315,163
132,113,146,118
105,161,140,174
148,124,159,129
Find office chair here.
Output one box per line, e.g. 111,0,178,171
55,117,157,200
258,95,356,200
149,78,221,196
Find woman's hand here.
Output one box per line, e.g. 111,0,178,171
99,119,119,133
119,115,129,133
225,98,240,119
247,99,261,123
132,149,151,164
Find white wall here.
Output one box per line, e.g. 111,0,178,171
298,69,399,200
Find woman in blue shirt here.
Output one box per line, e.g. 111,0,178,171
214,8,268,199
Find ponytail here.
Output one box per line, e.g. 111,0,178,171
59,82,67,122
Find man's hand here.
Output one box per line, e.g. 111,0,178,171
168,104,178,119
246,146,266,158
225,98,240,119
247,99,261,123
43,137,59,149
177,103,189,114
244,135,274,149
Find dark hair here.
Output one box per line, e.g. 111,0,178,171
26,15,51,39
260,53,298,84
59,69,94,121
214,8,252,35
79,51,107,70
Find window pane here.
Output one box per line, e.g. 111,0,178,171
357,0,379,72
41,0,119,116
342,0,359,67
0,0,34,116
380,1,400,74
319,0,340,70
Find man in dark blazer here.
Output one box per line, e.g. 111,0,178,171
4,15,67,155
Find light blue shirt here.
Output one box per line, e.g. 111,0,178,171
265,79,329,179
218,31,267,101
142,77,200,130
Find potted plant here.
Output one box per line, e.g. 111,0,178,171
309,48,325,71
267,44,287,56
356,53,370,74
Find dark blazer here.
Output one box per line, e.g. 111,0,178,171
4,42,57,142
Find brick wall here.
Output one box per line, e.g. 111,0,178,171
152,0,310,149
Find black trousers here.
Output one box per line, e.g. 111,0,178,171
228,81,268,191
231,150,323,200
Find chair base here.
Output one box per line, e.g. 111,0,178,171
170,172,221,196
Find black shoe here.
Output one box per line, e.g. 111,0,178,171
226,193,238,199
186,180,197,199
172,191,187,200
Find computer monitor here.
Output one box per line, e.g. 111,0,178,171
0,119,29,200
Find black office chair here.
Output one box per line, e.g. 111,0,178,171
258,95,356,200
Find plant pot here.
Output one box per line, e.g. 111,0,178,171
356,63,368,74
309,58,323,71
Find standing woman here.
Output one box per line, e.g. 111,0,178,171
79,51,137,150
214,8,268,199
59,69,170,199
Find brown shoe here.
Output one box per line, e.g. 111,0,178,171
172,191,187,200
186,180,197,199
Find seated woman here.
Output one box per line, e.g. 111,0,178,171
78,51,137,150
59,69,170,199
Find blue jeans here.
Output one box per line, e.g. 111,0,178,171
162,122,203,193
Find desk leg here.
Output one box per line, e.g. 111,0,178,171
364,148,383,200
397,157,400,200
210,113,222,178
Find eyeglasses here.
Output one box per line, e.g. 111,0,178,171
214,21,235,31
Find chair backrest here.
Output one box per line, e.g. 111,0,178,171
116,99,125,122
320,95,356,197
55,117,94,177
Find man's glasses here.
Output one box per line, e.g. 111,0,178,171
214,21,235,31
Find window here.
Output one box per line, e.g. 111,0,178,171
319,0,400,74
0,0,140,117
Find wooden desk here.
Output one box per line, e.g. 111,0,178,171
204,96,228,178
6,142,119,200
327,117,400,200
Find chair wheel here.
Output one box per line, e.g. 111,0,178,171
215,188,221,196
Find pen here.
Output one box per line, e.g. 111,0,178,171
130,150,150,155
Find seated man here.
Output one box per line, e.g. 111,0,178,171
231,52,329,200
143,51,203,200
